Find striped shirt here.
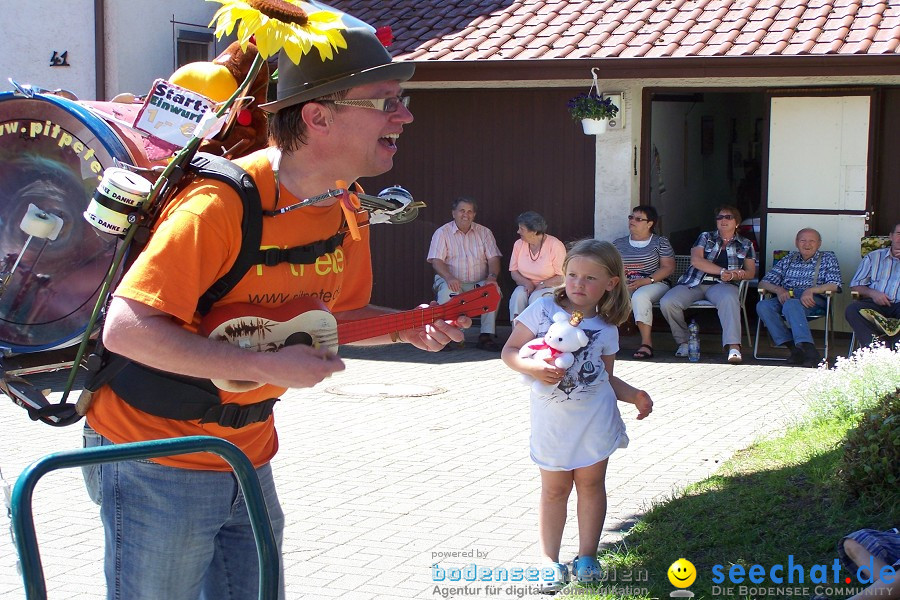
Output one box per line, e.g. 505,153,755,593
427,221,502,283
762,250,842,294
850,247,900,302
612,235,675,282
677,230,757,288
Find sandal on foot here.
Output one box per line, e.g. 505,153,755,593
476,335,502,352
632,344,654,359
572,555,603,583
538,562,569,594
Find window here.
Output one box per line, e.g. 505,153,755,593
176,30,214,68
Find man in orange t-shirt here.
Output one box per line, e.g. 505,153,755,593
85,18,469,600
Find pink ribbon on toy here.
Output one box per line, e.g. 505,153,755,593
525,341,564,359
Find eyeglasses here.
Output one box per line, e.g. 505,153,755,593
715,214,736,221
628,215,650,222
319,96,410,113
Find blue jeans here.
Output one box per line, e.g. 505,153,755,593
96,436,285,600
756,295,827,346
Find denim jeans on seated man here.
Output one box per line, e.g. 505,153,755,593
756,292,827,348
97,435,285,600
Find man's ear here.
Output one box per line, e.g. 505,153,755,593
302,102,333,133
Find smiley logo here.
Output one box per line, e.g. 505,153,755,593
667,558,696,588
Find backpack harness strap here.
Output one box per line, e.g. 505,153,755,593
87,153,345,428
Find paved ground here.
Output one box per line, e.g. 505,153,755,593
0,328,820,599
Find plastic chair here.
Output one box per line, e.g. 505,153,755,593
657,255,752,346
10,436,279,600
753,288,834,361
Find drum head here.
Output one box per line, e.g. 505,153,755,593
0,93,135,353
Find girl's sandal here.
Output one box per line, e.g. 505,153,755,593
632,344,654,359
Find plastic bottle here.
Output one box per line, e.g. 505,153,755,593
688,320,700,363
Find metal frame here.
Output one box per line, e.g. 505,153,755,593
10,436,279,600
753,289,834,361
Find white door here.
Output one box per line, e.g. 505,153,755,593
766,94,871,332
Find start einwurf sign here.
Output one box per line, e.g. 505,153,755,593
134,80,224,147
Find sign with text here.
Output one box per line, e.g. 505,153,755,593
134,79,222,147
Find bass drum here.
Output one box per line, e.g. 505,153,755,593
0,92,154,354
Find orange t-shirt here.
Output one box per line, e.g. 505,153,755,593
87,150,373,470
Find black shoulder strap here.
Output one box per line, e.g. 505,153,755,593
188,152,264,316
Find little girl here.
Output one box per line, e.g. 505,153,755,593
501,239,653,593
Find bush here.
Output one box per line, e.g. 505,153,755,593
838,387,900,508
805,342,900,421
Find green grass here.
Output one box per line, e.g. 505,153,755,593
560,345,900,600
562,417,897,600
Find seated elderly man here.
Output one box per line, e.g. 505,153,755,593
756,228,842,367
428,196,503,350
846,222,900,348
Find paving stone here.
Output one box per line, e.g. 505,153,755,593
0,334,816,598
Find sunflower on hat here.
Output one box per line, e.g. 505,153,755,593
209,0,348,64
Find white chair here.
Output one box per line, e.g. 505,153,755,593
753,288,834,362
654,256,752,347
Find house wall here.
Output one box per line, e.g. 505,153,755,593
103,0,220,100
2,1,219,101
358,88,596,315
3,0,96,99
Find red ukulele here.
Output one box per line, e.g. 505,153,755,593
200,284,501,391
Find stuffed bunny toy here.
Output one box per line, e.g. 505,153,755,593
519,311,588,396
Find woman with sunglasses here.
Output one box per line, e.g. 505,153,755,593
612,205,675,359
659,205,756,364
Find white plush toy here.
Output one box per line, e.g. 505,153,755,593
519,311,588,396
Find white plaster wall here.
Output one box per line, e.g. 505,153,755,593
1,0,96,98
103,0,221,99
594,83,641,242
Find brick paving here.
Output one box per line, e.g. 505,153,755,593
0,328,818,599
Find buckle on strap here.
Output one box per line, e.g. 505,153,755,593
200,398,279,429
263,248,284,267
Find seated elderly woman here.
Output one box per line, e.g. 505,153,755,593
612,205,675,359
659,204,756,364
508,211,566,321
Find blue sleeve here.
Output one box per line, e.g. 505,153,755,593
693,231,710,250
762,252,789,286
849,253,874,287
821,252,843,289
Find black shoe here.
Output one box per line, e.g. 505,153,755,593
786,345,805,365
799,342,821,368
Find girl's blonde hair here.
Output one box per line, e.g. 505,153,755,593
553,239,632,325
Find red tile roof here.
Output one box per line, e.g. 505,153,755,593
330,0,900,61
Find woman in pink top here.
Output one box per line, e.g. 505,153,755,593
509,211,567,320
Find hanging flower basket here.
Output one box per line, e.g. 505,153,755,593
567,68,618,135
580,118,607,135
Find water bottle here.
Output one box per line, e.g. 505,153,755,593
688,320,700,363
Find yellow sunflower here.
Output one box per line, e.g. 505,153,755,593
208,0,347,64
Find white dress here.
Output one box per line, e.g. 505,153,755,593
516,297,629,471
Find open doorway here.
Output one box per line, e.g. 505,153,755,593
644,90,767,254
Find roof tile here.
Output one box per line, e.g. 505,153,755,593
328,0,900,63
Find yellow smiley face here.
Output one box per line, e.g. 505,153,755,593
667,558,697,588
